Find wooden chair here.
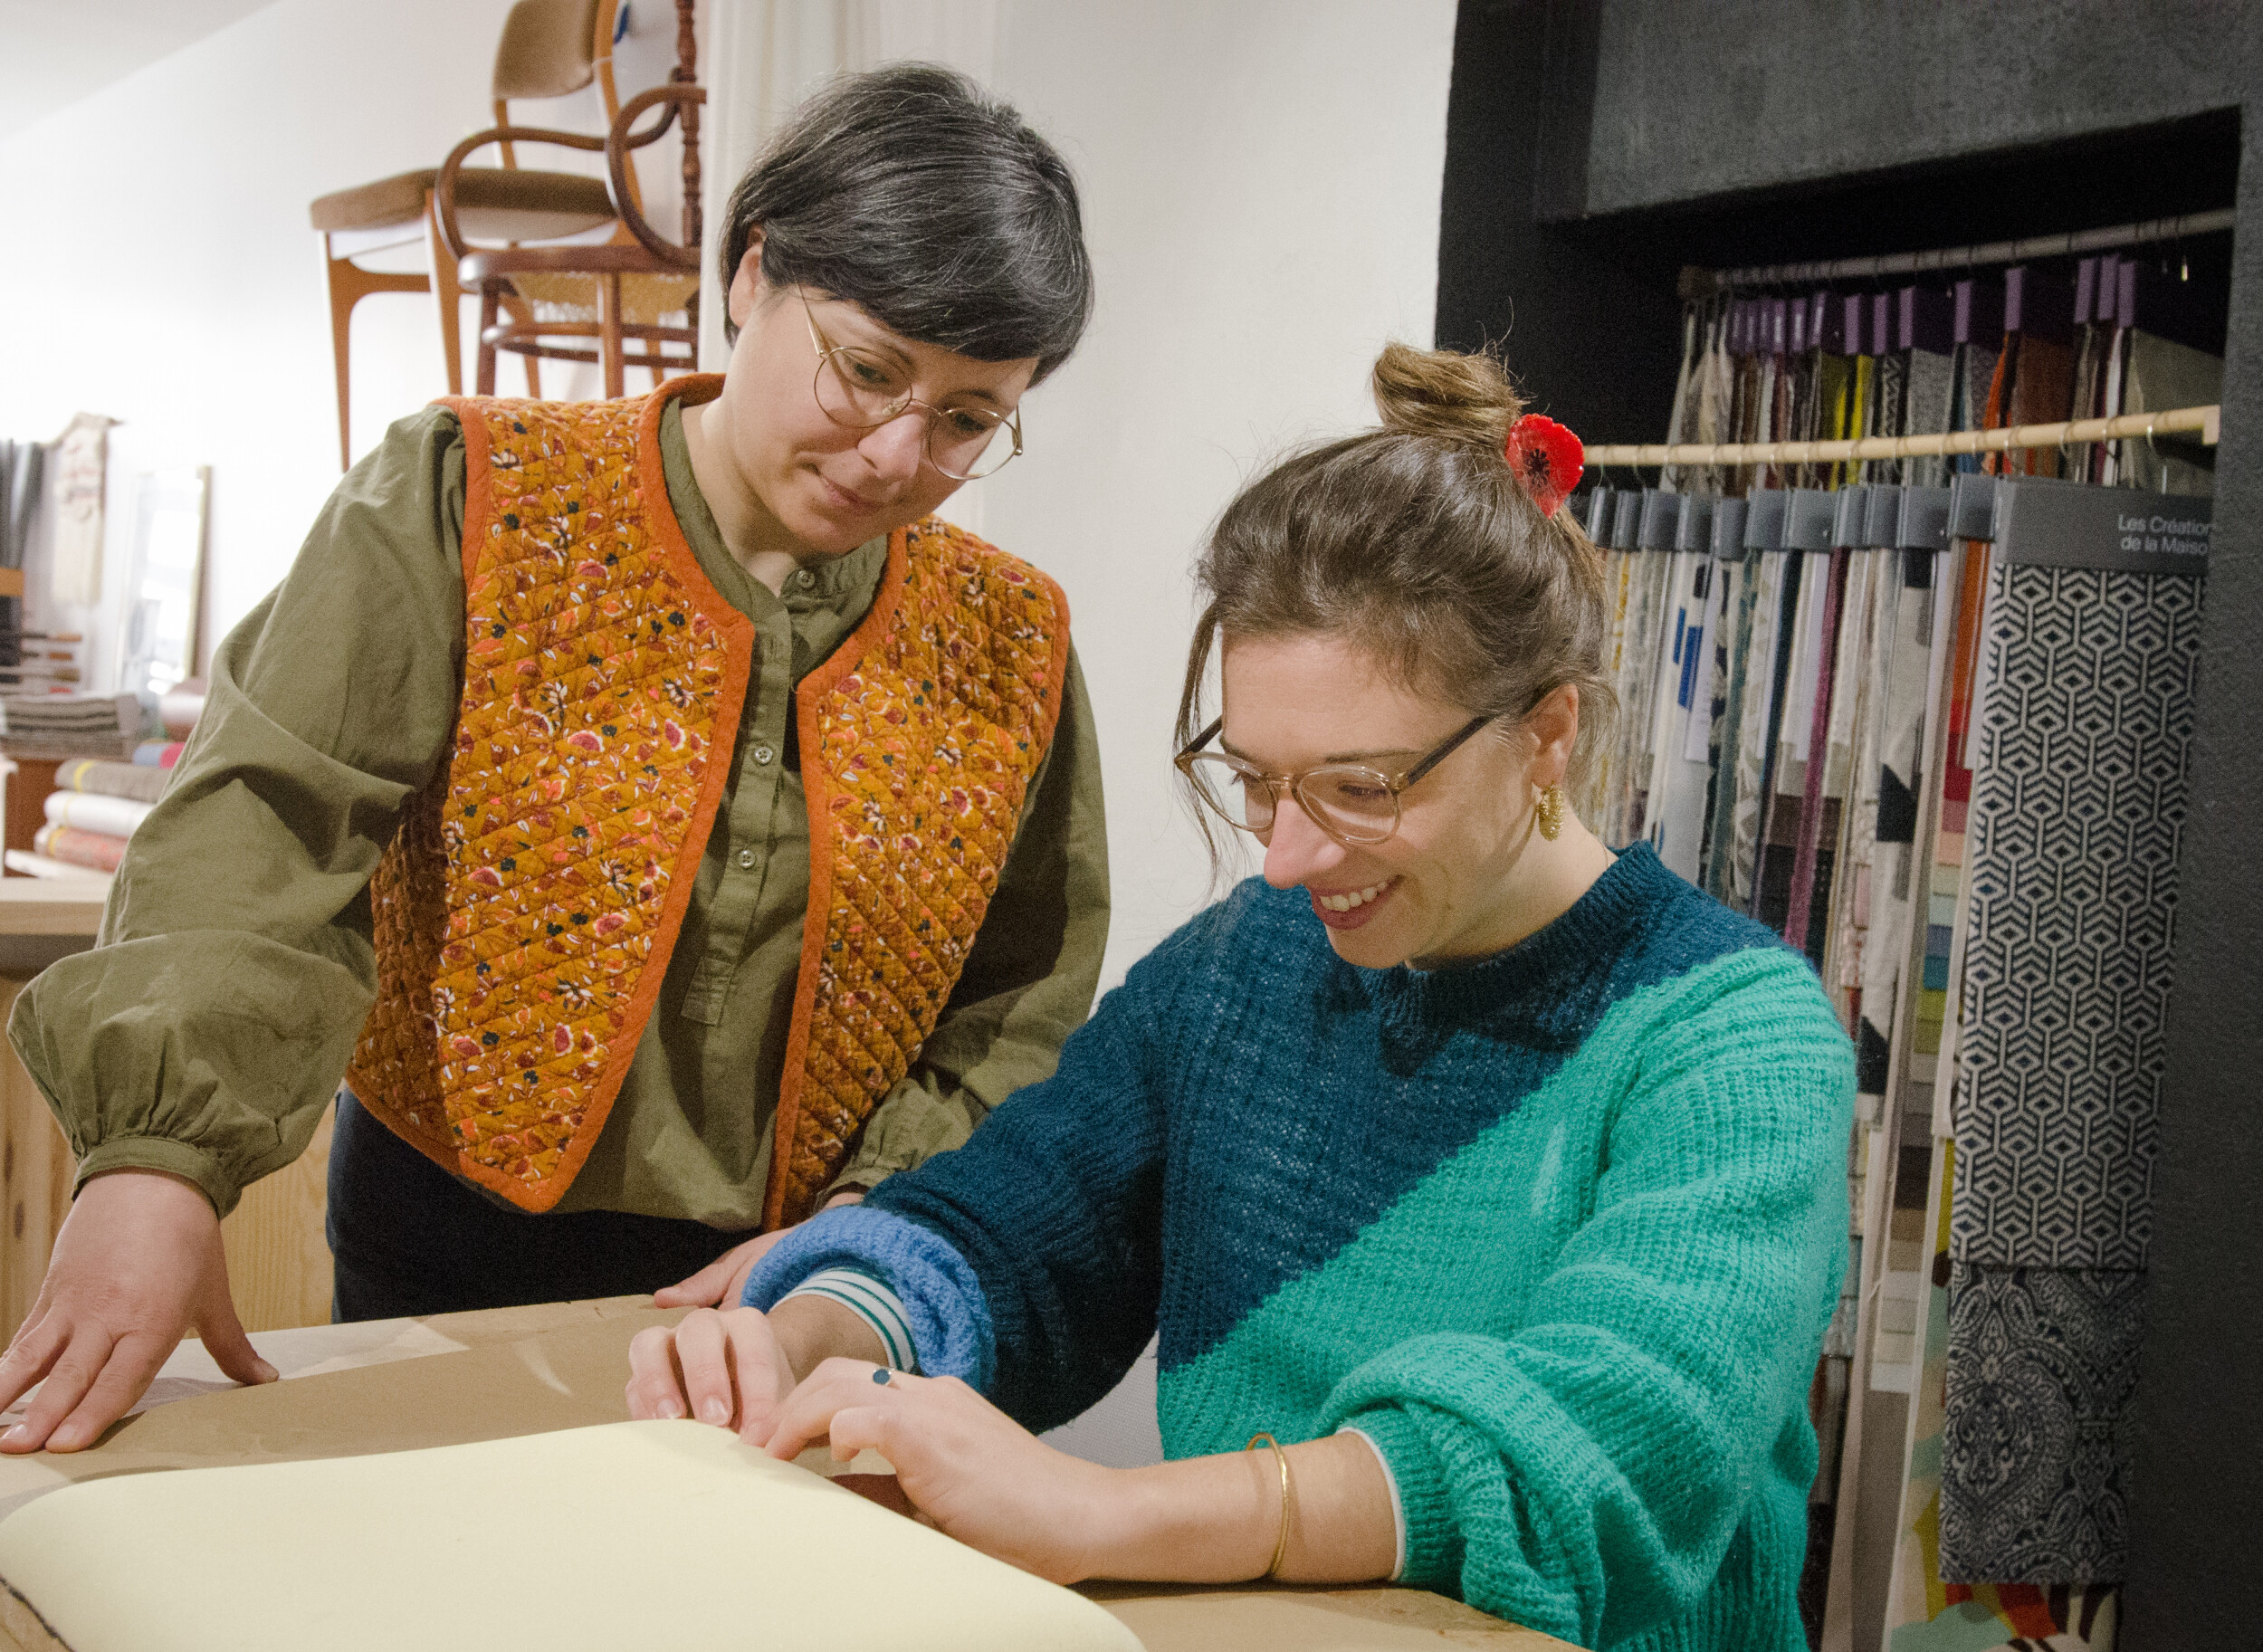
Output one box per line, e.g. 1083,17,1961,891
310,0,629,469
438,0,703,401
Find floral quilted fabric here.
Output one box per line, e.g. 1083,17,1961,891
768,514,1068,1226
348,389,750,1209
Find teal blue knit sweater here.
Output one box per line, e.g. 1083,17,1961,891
749,845,1853,1649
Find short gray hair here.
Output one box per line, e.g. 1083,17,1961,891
718,63,1093,382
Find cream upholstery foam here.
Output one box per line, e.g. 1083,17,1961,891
0,1420,1145,1652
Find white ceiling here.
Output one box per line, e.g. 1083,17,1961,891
0,0,278,142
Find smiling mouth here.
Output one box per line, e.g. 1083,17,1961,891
1306,877,1402,932
818,473,883,511
1314,879,1392,912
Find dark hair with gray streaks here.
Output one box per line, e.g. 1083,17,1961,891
717,63,1093,382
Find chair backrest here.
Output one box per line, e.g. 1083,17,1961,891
492,0,605,104
490,0,618,171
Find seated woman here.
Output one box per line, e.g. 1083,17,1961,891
625,343,1853,1651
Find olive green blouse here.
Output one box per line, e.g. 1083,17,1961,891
8,402,1108,1227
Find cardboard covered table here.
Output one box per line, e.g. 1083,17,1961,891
0,1298,1571,1651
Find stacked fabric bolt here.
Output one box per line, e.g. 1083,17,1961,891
15,683,203,878
0,692,141,759
27,763,167,874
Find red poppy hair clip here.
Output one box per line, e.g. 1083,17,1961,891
1504,414,1584,518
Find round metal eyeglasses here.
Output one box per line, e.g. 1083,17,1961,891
1173,713,1494,847
803,296,1024,481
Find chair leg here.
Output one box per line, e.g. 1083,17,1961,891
323,234,428,472
476,282,501,396
599,273,625,400
423,194,464,396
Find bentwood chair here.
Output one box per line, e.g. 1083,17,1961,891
439,0,703,400
310,0,626,469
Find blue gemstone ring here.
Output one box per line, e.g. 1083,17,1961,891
871,1367,892,1386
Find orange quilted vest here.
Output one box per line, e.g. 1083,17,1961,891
345,378,1071,1222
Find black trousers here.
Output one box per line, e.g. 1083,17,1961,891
327,1091,735,1322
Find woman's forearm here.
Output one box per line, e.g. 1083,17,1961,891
1091,1431,1398,1585
767,1294,884,1380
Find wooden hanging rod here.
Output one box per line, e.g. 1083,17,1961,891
1685,208,2237,293
1587,404,2220,469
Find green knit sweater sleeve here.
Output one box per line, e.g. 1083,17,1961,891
1320,950,1853,1647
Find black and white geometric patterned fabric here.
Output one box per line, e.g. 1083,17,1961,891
1938,1261,2145,1583
1950,561,2204,1272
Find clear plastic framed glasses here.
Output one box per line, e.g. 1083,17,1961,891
802,295,1024,481
1174,713,1494,847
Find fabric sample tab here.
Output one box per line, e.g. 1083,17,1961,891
1939,1261,2144,1584
1951,563,2204,1272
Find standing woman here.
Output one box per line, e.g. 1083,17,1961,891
1,66,1107,1453
628,344,1853,1651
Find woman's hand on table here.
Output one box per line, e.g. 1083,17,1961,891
652,1189,865,1311
0,1169,275,1455
625,1307,801,1445
761,1361,1119,1585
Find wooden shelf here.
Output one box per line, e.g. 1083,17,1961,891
0,874,109,935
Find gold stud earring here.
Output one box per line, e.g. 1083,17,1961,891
1533,783,1567,841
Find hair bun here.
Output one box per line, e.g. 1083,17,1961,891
1370,341,1527,448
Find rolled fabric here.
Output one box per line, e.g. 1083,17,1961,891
131,740,184,768
32,823,127,873
54,757,169,804
158,674,207,740
43,789,153,841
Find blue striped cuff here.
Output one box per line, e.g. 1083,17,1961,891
781,1269,918,1372
741,1204,996,1389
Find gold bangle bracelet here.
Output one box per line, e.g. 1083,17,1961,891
1246,1431,1294,1580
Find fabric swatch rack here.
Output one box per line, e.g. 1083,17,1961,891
1561,212,2226,1648
1564,465,2211,1652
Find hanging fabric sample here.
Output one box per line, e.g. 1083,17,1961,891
1579,492,1638,831
1855,489,1950,1125
1646,494,1716,881
1695,497,1749,889
1753,489,1832,931
1896,287,1958,490
1982,266,2077,481
1950,278,2004,479
2121,329,2223,496
1939,482,2210,1586
1621,491,1685,842
1822,487,1903,1027
1716,490,1789,905
1782,521,1851,960
1882,1138,2125,1651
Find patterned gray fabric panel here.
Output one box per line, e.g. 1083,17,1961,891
1952,560,2204,1272
1938,1261,2144,1584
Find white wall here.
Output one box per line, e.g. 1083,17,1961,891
0,0,690,683
983,0,1456,986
